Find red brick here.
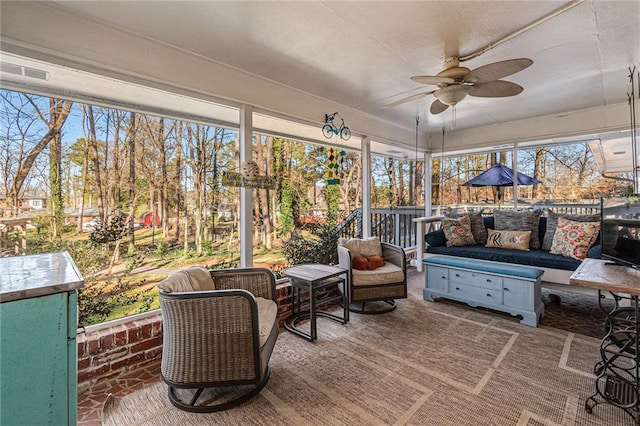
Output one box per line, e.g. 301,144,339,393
145,347,163,360
111,352,145,371
77,364,110,383
140,324,152,339
87,338,100,355
131,336,162,353
77,340,86,357
150,321,162,337
127,327,139,342
100,333,114,351
77,357,91,370
92,346,128,365
115,330,128,346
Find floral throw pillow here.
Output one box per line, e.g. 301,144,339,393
550,217,601,260
485,229,531,251
441,215,477,247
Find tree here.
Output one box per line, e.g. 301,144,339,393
0,92,72,217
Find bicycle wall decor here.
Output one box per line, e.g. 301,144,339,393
322,112,351,141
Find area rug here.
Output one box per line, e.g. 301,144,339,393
102,270,630,425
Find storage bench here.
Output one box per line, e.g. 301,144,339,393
423,256,545,327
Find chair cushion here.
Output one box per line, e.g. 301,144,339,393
157,266,215,292
338,236,383,258
255,297,278,347
352,262,404,286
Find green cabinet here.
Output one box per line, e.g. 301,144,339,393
0,252,84,426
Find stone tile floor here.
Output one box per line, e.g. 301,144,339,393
78,361,162,425
77,284,614,424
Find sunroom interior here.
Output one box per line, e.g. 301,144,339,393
1,0,640,424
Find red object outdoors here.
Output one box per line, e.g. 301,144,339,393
141,212,161,228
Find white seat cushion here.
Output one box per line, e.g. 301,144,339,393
351,262,404,286
255,297,278,346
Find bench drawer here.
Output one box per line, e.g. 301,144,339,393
426,266,448,292
449,283,502,304
449,269,503,291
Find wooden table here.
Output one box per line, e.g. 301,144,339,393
283,264,349,342
570,258,640,424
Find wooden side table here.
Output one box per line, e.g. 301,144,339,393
570,258,640,424
284,264,349,342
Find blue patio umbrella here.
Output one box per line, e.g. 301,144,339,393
461,163,541,204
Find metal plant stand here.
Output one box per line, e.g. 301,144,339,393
585,292,640,425
570,259,640,425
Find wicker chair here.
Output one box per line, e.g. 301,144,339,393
158,267,278,412
337,237,407,314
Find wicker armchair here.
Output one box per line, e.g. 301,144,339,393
337,238,407,314
158,267,278,412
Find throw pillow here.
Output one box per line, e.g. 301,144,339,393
425,229,447,247
367,255,385,269
352,255,385,270
485,229,532,251
446,210,488,245
353,256,373,270
541,211,600,251
493,209,542,250
550,217,600,260
441,215,477,247
338,236,383,258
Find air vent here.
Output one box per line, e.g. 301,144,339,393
0,62,49,81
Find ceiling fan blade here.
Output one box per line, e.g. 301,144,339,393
382,90,435,109
468,80,524,97
410,75,455,85
430,99,449,115
464,58,533,84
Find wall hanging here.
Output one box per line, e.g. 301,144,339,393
325,148,346,185
322,112,351,141
222,160,276,189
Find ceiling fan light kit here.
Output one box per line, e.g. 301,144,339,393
387,56,533,114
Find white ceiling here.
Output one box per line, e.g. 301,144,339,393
43,0,639,133
0,0,638,164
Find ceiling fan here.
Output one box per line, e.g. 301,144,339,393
384,56,533,114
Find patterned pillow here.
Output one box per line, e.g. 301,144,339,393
493,209,542,250
485,229,531,251
541,211,600,251
550,217,601,260
442,215,477,247
446,210,488,245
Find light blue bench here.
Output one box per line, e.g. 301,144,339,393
423,256,545,327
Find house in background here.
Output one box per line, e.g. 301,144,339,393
0,192,48,217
